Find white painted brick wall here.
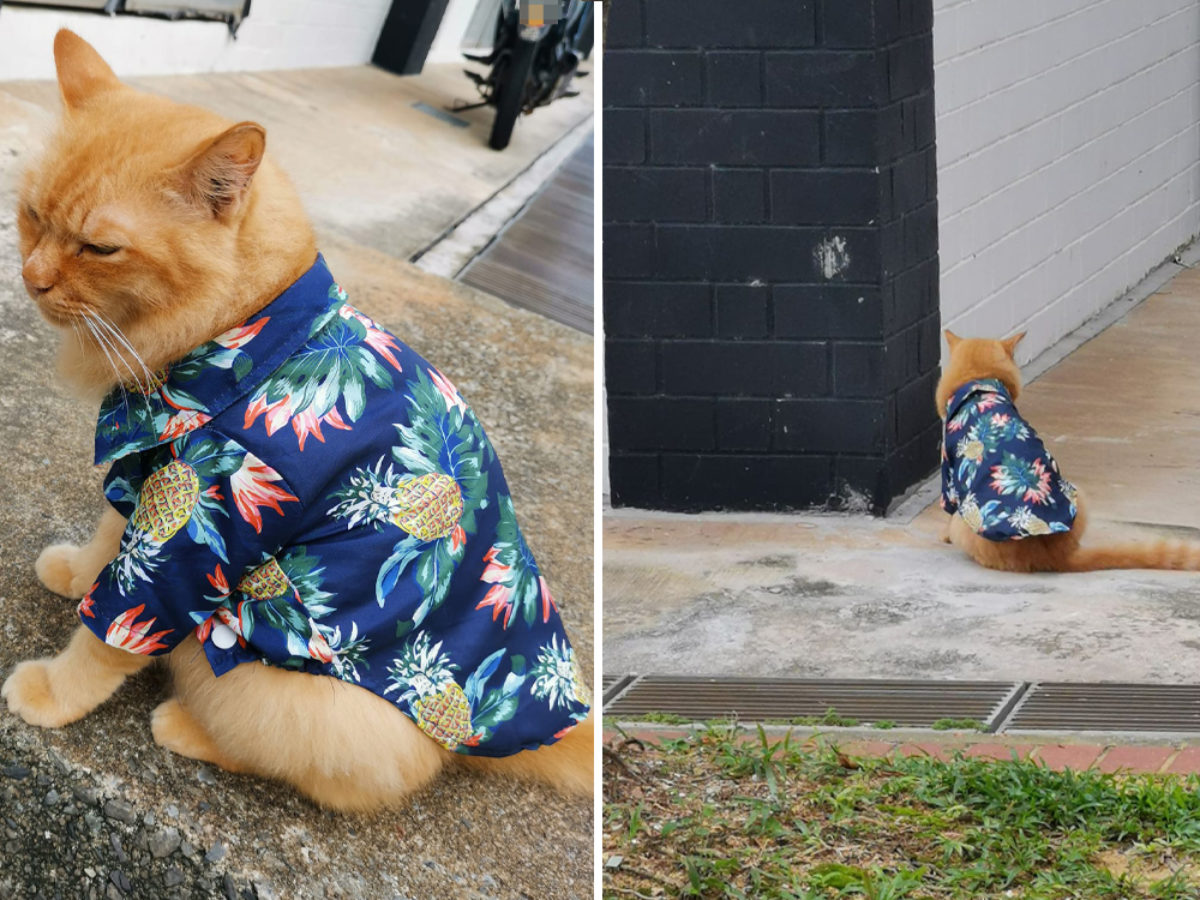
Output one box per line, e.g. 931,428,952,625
0,0,393,79
428,0,487,64
934,0,1200,362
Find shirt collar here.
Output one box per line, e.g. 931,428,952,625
95,254,343,465
945,377,1010,420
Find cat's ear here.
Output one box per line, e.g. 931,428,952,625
53,29,120,110
1001,331,1026,358
943,329,962,351
174,122,267,219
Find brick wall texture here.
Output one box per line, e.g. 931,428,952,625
604,0,941,511
935,0,1200,364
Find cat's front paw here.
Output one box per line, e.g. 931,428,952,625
1,659,87,728
35,544,84,598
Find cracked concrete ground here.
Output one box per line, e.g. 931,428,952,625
605,263,1200,686
0,64,592,898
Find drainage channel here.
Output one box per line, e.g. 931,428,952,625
603,674,634,707
604,677,1200,734
1006,683,1200,733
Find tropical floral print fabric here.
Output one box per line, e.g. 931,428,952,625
940,379,1078,541
81,255,589,756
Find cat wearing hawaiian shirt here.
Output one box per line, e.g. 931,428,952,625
937,330,1200,573
1,30,592,811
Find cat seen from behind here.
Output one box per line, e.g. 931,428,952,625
936,329,1200,573
1,30,592,813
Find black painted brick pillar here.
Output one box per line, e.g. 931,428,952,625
372,0,450,76
604,0,942,513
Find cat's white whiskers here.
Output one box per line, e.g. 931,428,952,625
88,314,142,385
83,314,156,426
92,313,156,396
69,321,85,353
84,313,141,393
81,316,127,403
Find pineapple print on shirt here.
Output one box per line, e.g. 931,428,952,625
80,255,588,756
106,436,298,603
137,459,198,537
941,378,1078,541
531,634,591,712
328,366,493,626
121,458,198,587
384,631,533,750
385,633,473,749
240,556,291,598
390,472,464,541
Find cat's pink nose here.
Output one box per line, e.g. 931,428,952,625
21,260,56,295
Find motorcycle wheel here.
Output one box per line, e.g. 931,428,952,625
489,38,538,151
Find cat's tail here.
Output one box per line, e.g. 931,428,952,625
455,713,594,795
1063,541,1200,572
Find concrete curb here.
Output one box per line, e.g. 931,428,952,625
604,724,1200,775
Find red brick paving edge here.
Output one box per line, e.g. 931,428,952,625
603,727,1200,774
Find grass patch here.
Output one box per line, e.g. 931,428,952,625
633,712,692,725
603,724,1200,899
763,708,861,728
930,718,986,732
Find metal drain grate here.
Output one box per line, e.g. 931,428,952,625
603,675,633,706
604,676,1021,730
1007,683,1200,733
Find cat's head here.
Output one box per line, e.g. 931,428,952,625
934,330,1025,416
17,30,311,388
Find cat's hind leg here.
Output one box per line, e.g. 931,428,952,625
36,507,127,599
164,636,448,812
151,698,244,773
948,513,1014,570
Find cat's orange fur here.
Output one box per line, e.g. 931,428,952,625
1,30,593,812
936,330,1200,573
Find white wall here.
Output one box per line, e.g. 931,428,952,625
427,0,480,63
0,0,393,79
933,0,1200,363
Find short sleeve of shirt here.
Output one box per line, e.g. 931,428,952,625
79,430,303,657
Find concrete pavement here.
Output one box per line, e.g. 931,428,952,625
604,257,1200,685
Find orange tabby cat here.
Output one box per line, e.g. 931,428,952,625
936,329,1200,573
1,30,591,811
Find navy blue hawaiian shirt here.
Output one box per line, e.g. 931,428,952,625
79,255,590,756
940,378,1078,541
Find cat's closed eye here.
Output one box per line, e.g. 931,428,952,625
79,243,120,256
